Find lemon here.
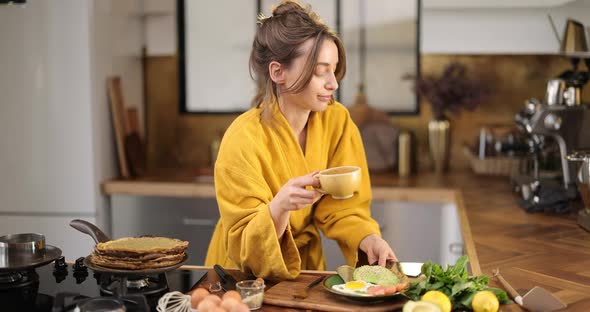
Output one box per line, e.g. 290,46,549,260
421,290,452,312
403,300,442,312
472,290,499,312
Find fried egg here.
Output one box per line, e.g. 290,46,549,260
332,280,377,296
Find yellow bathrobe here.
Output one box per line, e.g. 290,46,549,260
204,102,381,280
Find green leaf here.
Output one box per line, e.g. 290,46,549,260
451,281,474,296
406,256,510,311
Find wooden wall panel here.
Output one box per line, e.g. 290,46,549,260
145,54,589,173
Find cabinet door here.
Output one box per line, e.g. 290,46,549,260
372,201,464,267
111,196,219,265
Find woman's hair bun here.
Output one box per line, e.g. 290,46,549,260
272,0,305,17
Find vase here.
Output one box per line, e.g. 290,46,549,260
428,119,451,173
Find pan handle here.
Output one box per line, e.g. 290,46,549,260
70,219,111,244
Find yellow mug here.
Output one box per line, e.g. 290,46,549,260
315,166,361,199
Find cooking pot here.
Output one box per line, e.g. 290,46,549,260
0,233,62,271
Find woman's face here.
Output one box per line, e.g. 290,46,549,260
279,38,339,112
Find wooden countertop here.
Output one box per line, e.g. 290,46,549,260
102,171,590,310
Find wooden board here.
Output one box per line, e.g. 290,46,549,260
263,274,408,312
107,76,130,178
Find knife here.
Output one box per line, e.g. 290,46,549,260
214,264,238,291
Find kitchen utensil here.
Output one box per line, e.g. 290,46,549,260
548,16,588,55
566,151,590,231
70,219,110,243
107,76,131,178
293,275,324,299
125,108,146,177
545,79,566,105
70,219,188,277
493,269,566,312
237,280,266,310
0,233,62,271
0,233,45,256
213,264,238,291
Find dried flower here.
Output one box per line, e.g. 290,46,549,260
405,62,492,120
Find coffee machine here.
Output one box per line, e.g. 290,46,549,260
566,151,590,231
513,80,590,212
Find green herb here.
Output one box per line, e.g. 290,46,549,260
405,256,509,310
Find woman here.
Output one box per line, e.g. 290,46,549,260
205,0,397,280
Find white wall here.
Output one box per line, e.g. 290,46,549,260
0,0,143,260
422,0,590,54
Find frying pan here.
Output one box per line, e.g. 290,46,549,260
0,233,62,271
70,219,188,276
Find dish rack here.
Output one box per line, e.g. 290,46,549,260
463,145,529,176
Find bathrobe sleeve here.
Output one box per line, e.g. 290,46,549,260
313,105,382,267
213,136,302,280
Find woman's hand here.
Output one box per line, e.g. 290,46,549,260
270,171,323,212
269,171,323,239
359,234,398,266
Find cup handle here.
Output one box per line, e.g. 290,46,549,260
312,173,326,194
315,187,327,194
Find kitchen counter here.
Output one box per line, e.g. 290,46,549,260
102,171,590,310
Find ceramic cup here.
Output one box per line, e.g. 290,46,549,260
315,166,361,199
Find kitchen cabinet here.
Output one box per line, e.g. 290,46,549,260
321,201,463,271
422,0,590,54
109,191,463,270
423,0,576,9
111,195,219,265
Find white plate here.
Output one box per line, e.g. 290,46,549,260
400,262,423,277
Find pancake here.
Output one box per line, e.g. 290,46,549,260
92,252,185,264
89,253,185,270
96,237,189,255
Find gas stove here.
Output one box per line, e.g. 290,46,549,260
0,256,206,312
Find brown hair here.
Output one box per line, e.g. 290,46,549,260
249,0,346,121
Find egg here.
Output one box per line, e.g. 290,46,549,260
203,294,222,305
230,302,251,312
191,287,210,308
332,280,377,296
222,290,242,301
197,298,220,312
220,297,241,311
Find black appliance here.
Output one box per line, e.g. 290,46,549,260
0,256,206,312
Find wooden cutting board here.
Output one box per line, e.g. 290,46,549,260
263,274,408,312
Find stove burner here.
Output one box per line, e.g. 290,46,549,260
77,297,125,312
53,292,150,312
99,274,169,298
0,269,40,311
127,278,149,289
0,269,38,290
0,272,22,284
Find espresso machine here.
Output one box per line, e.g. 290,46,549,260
513,80,590,213
566,151,590,231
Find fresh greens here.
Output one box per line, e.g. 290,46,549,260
405,256,509,311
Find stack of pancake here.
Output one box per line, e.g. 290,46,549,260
89,236,189,270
